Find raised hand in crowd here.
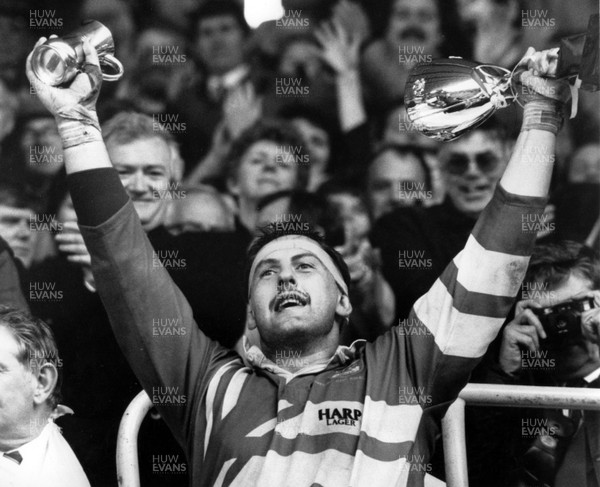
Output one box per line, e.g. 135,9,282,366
315,19,366,132
223,81,263,140
331,0,371,46
184,120,231,186
186,81,263,186
315,19,360,76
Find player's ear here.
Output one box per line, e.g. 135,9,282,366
247,303,257,330
336,294,352,319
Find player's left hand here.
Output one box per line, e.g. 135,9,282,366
517,47,571,103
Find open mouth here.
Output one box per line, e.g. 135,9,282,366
458,182,491,196
273,291,309,312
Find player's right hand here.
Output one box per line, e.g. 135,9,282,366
25,37,102,120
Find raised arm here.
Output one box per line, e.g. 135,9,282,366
499,48,568,198
25,38,235,445
401,48,571,406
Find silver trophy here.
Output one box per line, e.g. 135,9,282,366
31,19,124,86
404,14,598,142
404,58,515,141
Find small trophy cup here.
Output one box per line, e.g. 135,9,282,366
31,19,124,86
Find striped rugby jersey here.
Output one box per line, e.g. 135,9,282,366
81,183,547,487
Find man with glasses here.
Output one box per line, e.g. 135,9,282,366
372,119,510,320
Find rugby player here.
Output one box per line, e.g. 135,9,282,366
27,39,568,486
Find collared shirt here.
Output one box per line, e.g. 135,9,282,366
0,420,90,487
243,335,366,383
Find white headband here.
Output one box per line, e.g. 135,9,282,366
248,235,348,297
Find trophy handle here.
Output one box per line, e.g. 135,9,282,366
100,54,124,81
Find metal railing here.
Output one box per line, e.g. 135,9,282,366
116,390,153,487
442,383,600,487
116,384,600,487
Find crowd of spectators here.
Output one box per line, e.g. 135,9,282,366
0,0,598,486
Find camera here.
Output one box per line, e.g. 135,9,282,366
533,296,595,346
522,410,577,487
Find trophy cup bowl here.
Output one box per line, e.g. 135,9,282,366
31,19,124,86
404,58,512,141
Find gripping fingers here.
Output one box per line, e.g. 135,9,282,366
25,37,47,86
521,309,546,340
581,309,600,345
81,38,100,67
513,330,538,353
55,232,84,245
78,39,103,99
57,243,88,255
67,254,92,265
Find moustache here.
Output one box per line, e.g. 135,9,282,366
273,288,310,312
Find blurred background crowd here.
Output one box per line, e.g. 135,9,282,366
0,0,598,486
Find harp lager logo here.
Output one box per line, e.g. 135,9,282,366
318,407,362,426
